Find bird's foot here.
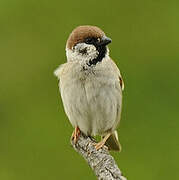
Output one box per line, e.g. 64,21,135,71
95,141,107,150
94,133,111,150
71,126,81,144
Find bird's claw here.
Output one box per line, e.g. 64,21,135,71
71,126,81,143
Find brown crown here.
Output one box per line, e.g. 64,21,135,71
66,25,105,49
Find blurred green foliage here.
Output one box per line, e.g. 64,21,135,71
0,0,179,179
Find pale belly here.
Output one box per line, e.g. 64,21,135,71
60,71,122,136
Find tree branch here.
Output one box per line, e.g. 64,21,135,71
71,132,127,180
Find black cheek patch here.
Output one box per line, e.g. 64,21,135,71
79,47,87,54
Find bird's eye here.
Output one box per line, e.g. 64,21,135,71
85,37,93,44
85,37,101,44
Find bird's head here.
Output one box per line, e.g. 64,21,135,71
66,25,112,66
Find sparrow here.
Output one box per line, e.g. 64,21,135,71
54,25,124,151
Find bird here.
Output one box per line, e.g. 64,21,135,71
54,25,124,151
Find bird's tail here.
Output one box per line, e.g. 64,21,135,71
105,131,121,151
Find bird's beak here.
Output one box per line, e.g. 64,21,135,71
99,36,112,46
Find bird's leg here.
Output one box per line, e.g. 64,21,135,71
71,126,81,143
95,133,111,150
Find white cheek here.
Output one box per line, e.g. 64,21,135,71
66,43,99,63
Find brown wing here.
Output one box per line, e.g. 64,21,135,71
119,76,124,91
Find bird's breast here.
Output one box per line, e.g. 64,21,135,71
59,60,122,136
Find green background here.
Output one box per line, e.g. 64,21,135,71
0,0,179,179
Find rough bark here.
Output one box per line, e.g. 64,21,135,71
71,132,127,180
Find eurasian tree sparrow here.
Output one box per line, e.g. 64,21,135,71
54,25,124,151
